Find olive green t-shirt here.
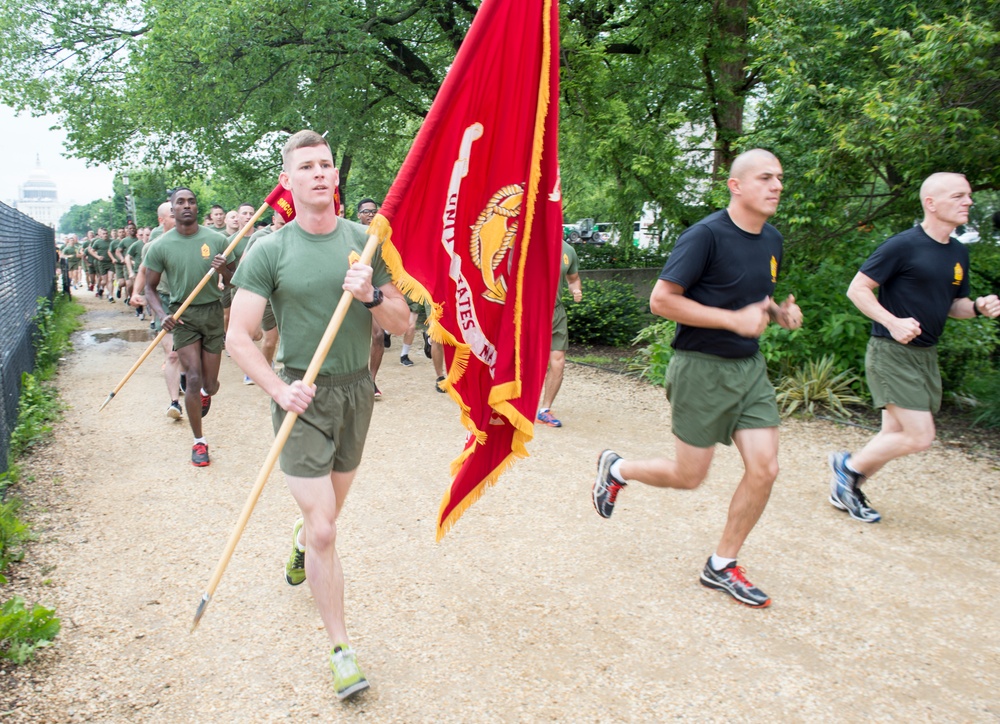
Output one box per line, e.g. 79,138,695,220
243,225,274,256
90,236,112,261
140,240,169,295
149,225,164,242
143,226,231,306
113,238,130,262
62,243,77,258
232,219,389,376
127,239,144,264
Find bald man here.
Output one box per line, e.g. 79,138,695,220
592,148,801,608
828,172,1000,524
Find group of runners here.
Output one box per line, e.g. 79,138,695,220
56,137,999,702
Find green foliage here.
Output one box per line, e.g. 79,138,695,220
937,318,1000,392
7,373,62,462
32,296,83,379
775,356,864,417
0,499,31,575
564,279,647,347
571,243,667,270
627,319,677,386
0,597,60,664
963,369,1000,429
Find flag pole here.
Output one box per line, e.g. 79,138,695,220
191,230,381,632
98,201,271,411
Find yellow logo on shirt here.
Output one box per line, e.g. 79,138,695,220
563,253,569,266
770,255,777,283
953,263,963,286
201,244,211,259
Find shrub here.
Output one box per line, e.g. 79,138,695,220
963,368,1000,429
563,279,648,347
0,597,60,664
775,356,864,418
937,318,1000,392
571,243,666,270
0,499,30,581
627,319,676,385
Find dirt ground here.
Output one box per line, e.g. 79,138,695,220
2,289,999,722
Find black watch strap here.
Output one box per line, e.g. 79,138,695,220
363,288,384,308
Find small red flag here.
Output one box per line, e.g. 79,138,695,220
369,0,562,538
265,182,342,222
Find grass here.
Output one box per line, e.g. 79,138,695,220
568,354,614,366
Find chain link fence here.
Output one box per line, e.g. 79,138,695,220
0,202,56,474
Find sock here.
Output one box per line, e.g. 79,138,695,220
609,459,625,483
539,407,550,414
845,458,864,481
201,387,209,397
710,554,736,571
401,344,411,356
295,531,306,552
193,437,207,445
171,399,179,405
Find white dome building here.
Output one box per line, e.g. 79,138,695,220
16,156,59,227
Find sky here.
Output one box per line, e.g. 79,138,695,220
0,105,114,208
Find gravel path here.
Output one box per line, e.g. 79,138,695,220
2,290,999,722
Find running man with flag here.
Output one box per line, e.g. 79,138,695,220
227,130,408,699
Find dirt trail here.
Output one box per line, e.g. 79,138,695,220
2,290,999,722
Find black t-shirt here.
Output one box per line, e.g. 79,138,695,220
659,209,783,358
859,225,970,347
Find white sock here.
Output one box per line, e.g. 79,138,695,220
201,387,209,397
609,459,625,483
710,554,736,571
193,437,207,445
295,532,306,552
401,344,411,356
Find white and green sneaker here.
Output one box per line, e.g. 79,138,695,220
284,518,306,586
329,645,369,700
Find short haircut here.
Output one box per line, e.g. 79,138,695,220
357,198,377,209
282,130,330,171
171,187,195,202
239,202,255,211
210,204,225,212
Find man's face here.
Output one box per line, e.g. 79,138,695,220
126,222,137,237
281,145,338,210
357,202,378,227
163,209,176,231
98,228,108,240
172,190,199,225
238,204,254,228
210,207,225,226
272,214,285,230
225,210,240,231
929,178,973,228
732,158,783,219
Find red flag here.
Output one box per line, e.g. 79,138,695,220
369,0,561,539
265,183,296,223
265,182,342,222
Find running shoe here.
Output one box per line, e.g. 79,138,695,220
383,331,391,348
284,518,306,586
593,449,626,518
116,285,122,299
423,331,432,359
828,451,881,523
699,559,771,608
179,373,187,394
149,321,156,331
536,409,562,427
200,392,212,418
373,382,382,400
88,284,94,292
400,354,414,367
191,442,210,467
329,646,369,700
435,376,446,393
166,401,182,419
243,375,255,386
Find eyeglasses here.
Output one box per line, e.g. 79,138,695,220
358,209,377,215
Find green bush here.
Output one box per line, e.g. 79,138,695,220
7,373,63,462
963,369,1000,429
0,597,60,664
571,242,666,270
563,279,649,347
627,319,676,385
775,356,864,418
937,318,1000,392
0,499,31,583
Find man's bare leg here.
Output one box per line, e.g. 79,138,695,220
285,469,358,646
848,405,935,479
718,427,779,558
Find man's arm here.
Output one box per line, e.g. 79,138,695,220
144,269,176,330
846,271,921,343
130,265,147,307
229,288,315,413
567,272,582,303
650,279,771,338
767,295,802,330
949,294,1000,319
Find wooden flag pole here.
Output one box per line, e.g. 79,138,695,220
191,231,381,632
98,201,271,411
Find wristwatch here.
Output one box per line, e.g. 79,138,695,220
363,288,384,308
973,300,983,317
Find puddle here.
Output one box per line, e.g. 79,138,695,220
84,329,155,345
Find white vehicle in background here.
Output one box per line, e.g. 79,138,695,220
953,224,980,244
632,204,663,248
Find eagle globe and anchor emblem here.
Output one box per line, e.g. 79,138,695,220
469,183,524,304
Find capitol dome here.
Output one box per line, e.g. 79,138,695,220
20,157,58,202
